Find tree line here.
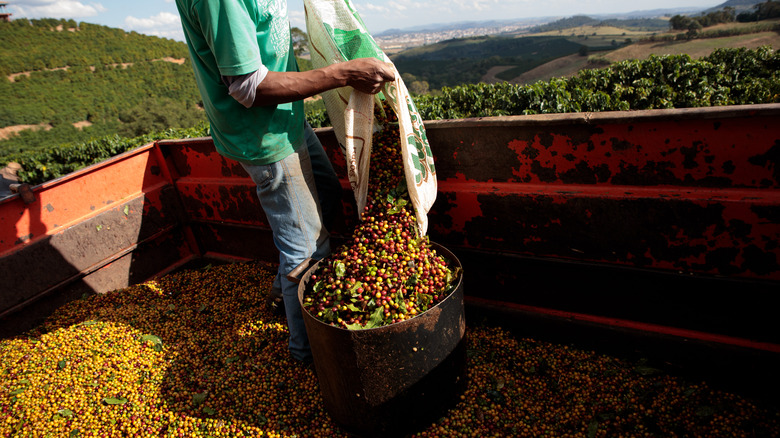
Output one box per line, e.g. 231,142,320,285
668,1,780,32
669,8,738,31
736,0,780,21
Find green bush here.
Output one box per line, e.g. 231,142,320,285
10,123,210,185
414,47,779,119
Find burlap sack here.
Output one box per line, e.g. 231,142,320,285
304,0,437,235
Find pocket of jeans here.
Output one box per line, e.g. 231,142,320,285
241,162,275,188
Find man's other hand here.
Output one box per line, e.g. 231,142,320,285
339,58,395,94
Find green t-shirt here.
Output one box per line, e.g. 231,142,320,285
176,0,303,165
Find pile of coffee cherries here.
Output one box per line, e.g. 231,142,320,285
303,101,459,329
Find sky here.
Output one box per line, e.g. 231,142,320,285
6,0,724,43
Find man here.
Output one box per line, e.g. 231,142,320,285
176,0,394,363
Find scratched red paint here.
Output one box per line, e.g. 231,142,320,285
0,106,778,355
499,118,777,188
424,109,780,281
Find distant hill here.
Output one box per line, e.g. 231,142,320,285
592,7,704,19
706,0,765,13
506,17,780,85
0,18,206,157
389,6,780,91
375,18,548,37
528,15,602,33
389,13,673,89
376,7,708,37
391,35,586,89
529,15,670,33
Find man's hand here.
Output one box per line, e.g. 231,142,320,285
338,58,395,94
253,57,396,107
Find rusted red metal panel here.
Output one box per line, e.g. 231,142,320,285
416,104,780,352
1,144,170,253
157,137,356,240
166,105,777,283
2,104,778,354
425,104,780,281
158,138,265,225
0,144,197,330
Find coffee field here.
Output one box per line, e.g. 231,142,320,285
2,262,778,437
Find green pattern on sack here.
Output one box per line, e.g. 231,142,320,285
404,97,435,185
408,134,426,185
306,0,437,234
325,24,383,61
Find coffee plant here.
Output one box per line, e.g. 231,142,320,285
413,46,779,119
10,124,210,185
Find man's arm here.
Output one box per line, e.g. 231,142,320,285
251,57,395,107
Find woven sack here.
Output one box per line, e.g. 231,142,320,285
304,0,437,235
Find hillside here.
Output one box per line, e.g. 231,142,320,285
0,18,205,158
391,35,588,90
0,18,189,75
507,19,780,84
390,14,695,89
602,24,780,62
707,0,765,13
527,15,670,34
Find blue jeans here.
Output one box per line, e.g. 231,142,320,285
241,122,341,361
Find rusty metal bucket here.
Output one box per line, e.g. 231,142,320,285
291,242,467,437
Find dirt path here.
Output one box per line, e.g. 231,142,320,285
481,66,517,84
7,58,187,82
481,54,592,85
602,31,780,62
511,54,591,84
0,124,52,141
0,121,92,141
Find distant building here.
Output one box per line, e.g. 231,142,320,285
0,2,11,23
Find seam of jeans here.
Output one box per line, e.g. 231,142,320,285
279,153,317,259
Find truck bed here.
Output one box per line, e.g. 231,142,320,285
2,103,779,398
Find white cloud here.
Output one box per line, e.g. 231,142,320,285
125,12,180,29
452,0,500,12
289,9,305,30
124,12,183,41
144,28,185,41
12,0,62,5
12,0,105,18
386,1,408,12
361,3,390,14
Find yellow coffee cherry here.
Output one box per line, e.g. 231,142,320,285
1,262,776,438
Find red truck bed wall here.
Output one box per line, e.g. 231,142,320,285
0,144,195,332
1,104,778,355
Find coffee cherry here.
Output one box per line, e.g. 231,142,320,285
303,100,460,330
3,263,773,437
